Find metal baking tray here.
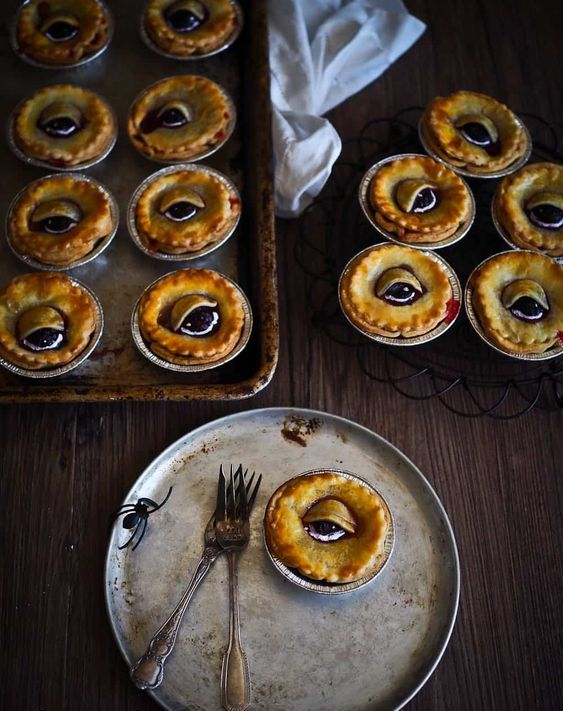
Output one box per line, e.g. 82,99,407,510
0,0,278,402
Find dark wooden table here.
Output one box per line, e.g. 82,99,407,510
1,1,562,710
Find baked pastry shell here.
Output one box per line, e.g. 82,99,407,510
139,0,243,60
6,173,119,271
10,0,114,69
131,270,252,372
359,154,476,249
465,249,563,361
418,117,532,180
0,277,103,379
339,244,462,346
127,163,240,261
264,468,395,595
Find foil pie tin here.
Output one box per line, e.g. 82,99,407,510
0,277,104,379
464,249,563,361
10,0,114,70
339,243,463,347
359,153,476,250
264,468,395,596
418,115,533,180
139,0,243,61
131,270,253,372
127,163,240,262
6,173,119,271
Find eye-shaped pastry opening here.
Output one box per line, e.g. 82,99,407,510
525,191,563,231
159,186,206,222
39,14,80,43
454,114,500,155
375,267,424,306
394,179,438,214
169,293,220,336
38,102,83,139
140,100,193,134
501,279,549,322
16,306,66,352
164,0,209,33
30,199,82,234
302,497,357,542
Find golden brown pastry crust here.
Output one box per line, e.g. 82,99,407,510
13,84,116,167
369,155,472,243
144,0,237,57
127,76,232,162
340,244,454,338
471,251,563,354
16,0,110,66
8,174,114,266
422,91,528,174
135,168,240,254
138,268,245,362
495,163,563,257
264,472,390,583
0,272,97,369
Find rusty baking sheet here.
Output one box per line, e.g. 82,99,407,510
0,0,278,402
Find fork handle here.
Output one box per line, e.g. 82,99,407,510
221,552,251,711
131,546,220,691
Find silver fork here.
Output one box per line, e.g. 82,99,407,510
216,465,262,711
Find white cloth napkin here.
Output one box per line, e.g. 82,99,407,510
268,0,426,218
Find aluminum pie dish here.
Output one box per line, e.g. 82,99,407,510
0,278,104,379
139,0,243,61
264,468,395,595
127,164,240,262
9,0,114,70
131,271,253,372
359,153,476,250
5,173,119,271
339,244,463,347
417,117,533,180
464,249,563,361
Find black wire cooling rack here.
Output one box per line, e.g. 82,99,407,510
295,108,562,419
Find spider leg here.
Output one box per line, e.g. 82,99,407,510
131,516,148,551
118,520,140,550
147,486,174,513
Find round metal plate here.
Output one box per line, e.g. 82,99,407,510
5,173,119,271
264,468,395,595
139,0,243,61
10,0,114,70
104,407,460,711
127,163,240,261
339,244,463,346
0,277,104,378
130,270,252,372
358,153,476,250
464,249,563,361
418,117,533,179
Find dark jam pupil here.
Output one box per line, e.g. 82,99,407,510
22,328,63,351
165,8,206,33
412,187,437,213
37,215,77,234
41,117,79,138
458,122,493,146
178,306,220,337
527,204,563,231
45,21,79,42
510,296,546,322
160,107,188,128
165,202,198,221
382,282,421,306
312,521,340,536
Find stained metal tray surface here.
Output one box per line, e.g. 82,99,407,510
0,0,277,402
105,407,460,711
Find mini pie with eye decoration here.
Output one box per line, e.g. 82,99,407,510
138,268,246,364
143,0,239,57
134,167,240,254
469,251,563,356
494,162,563,257
421,90,529,175
264,471,390,584
340,244,456,339
127,76,233,162
368,155,472,243
14,0,111,67
11,84,116,168
8,174,115,267
0,272,97,370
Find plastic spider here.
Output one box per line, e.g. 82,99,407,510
111,486,173,551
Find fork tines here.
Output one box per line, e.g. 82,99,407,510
218,464,262,520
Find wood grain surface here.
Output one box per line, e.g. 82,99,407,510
1,1,562,710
